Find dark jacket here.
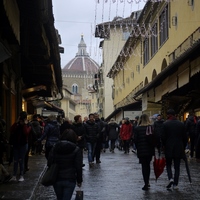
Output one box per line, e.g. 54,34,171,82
185,115,198,137
72,122,86,148
95,119,107,143
48,140,82,184
39,120,60,148
153,119,165,148
161,117,187,158
84,120,99,143
107,122,119,140
10,122,31,146
134,126,155,158
31,119,42,139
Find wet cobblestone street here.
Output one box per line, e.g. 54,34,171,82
32,149,200,200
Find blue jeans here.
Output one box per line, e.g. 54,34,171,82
53,180,76,200
13,144,28,176
87,142,96,162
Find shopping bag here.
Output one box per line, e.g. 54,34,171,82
75,189,83,200
41,163,58,186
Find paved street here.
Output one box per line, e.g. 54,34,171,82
0,149,200,200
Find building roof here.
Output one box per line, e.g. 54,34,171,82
62,35,99,73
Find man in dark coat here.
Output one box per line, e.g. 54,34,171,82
94,113,107,163
72,115,86,167
107,118,119,153
84,113,99,167
153,114,165,155
161,109,187,190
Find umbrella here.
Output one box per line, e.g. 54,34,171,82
153,155,166,181
152,114,159,119
183,153,192,183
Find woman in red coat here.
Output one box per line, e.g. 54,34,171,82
120,118,132,153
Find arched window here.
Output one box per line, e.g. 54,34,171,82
72,83,78,94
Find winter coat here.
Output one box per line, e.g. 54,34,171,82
161,117,187,158
72,122,86,149
84,120,99,143
95,119,107,143
153,119,165,148
48,140,82,184
10,122,31,146
39,120,60,148
107,122,119,140
185,115,198,137
120,122,132,141
134,126,155,158
31,120,42,139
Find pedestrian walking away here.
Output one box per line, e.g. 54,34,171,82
134,114,155,191
161,109,188,190
48,129,82,200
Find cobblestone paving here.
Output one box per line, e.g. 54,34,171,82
33,150,200,200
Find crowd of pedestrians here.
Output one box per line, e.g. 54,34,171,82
1,109,200,198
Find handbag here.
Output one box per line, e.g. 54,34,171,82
75,189,83,200
41,163,58,186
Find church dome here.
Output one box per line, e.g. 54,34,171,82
62,35,99,74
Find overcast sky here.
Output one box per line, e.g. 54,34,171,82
52,0,146,68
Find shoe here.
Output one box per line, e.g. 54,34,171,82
132,149,137,154
18,176,24,182
3,175,12,183
96,160,101,164
89,162,94,167
185,149,190,154
24,168,29,174
142,185,149,191
10,176,17,182
166,179,174,189
173,185,179,190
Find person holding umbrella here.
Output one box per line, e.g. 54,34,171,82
161,109,187,190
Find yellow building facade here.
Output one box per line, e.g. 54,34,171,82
108,0,200,120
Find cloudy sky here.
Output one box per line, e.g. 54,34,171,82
52,0,146,68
